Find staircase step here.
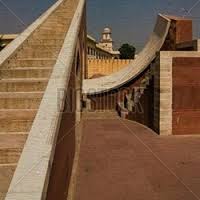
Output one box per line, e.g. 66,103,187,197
0,164,16,199
26,39,64,46
0,109,36,132
82,111,119,120
38,26,67,31
0,92,43,109
0,109,37,120
0,119,33,132
0,67,52,79
0,78,48,92
0,132,28,135
16,50,61,59
0,134,27,164
52,12,76,18
41,16,70,22
42,21,69,27
32,33,66,40
2,58,56,68
21,45,61,51
36,29,67,35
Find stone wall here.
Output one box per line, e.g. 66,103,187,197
154,52,200,135
172,57,200,135
87,59,133,78
46,4,87,199
46,62,77,200
87,67,150,110
86,64,157,130
87,51,200,136
162,16,192,50
154,52,173,135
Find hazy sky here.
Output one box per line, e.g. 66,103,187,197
0,0,200,50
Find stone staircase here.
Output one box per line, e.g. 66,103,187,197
82,111,120,120
0,0,79,199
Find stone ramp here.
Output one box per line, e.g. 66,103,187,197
83,14,171,94
74,114,200,200
0,0,79,199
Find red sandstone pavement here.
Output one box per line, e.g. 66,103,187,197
74,115,200,200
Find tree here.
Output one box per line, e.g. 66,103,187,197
118,43,136,59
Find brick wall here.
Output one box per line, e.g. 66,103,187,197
87,59,133,78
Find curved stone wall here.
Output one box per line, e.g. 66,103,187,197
83,14,171,95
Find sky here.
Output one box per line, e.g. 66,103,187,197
0,0,200,51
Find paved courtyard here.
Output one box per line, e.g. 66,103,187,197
74,113,200,200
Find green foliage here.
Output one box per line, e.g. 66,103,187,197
118,43,136,59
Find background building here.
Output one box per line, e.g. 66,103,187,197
87,27,120,59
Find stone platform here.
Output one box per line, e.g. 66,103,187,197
74,112,200,200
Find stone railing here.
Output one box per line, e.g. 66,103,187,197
5,0,85,199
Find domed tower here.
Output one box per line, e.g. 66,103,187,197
99,27,114,52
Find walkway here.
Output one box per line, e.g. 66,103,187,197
74,112,200,200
